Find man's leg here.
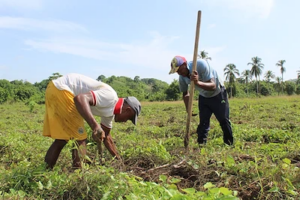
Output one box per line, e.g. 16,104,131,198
45,139,68,169
212,87,233,145
197,96,212,144
72,139,87,169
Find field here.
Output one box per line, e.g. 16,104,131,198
0,96,300,200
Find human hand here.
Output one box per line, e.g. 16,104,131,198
191,70,199,82
92,128,105,143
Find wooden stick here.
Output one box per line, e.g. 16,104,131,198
184,10,202,150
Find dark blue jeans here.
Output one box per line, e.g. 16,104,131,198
197,87,233,145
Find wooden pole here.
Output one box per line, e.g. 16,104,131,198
184,10,202,150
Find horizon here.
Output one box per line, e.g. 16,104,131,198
1,72,299,85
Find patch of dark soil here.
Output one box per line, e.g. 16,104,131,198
237,154,255,162
169,161,201,189
126,159,200,188
291,154,300,164
123,158,224,192
238,183,261,200
124,156,156,170
167,116,175,123
155,122,165,127
230,178,281,200
0,145,7,154
113,155,288,200
262,134,283,144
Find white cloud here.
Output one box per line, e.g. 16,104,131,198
0,17,87,32
23,32,182,84
198,0,274,18
0,0,43,10
22,31,228,84
24,32,178,70
25,39,113,60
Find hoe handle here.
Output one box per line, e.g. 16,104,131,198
185,10,202,150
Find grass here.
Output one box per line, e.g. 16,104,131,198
0,96,300,199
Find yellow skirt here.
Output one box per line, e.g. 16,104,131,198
43,81,87,140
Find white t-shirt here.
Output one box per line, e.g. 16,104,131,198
52,73,118,128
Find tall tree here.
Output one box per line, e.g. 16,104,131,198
48,72,62,81
224,64,239,98
165,79,180,100
198,50,212,65
241,70,251,94
275,77,282,96
97,75,106,81
248,56,264,94
276,60,286,93
134,76,140,83
264,70,275,83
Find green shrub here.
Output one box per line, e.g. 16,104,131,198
0,87,8,104
296,85,300,95
285,81,296,95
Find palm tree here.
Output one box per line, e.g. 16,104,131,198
275,77,282,96
276,60,286,93
198,50,211,65
247,56,264,94
241,69,251,94
264,70,275,83
224,64,240,98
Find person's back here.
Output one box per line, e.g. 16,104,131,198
52,73,119,123
53,73,115,96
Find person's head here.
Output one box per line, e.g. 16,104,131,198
169,56,189,77
114,97,141,125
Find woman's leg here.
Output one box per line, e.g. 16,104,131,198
45,139,68,169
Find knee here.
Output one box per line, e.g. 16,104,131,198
197,123,210,133
76,139,87,146
53,139,68,150
219,118,231,127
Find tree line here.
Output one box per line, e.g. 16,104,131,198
0,73,181,104
0,52,300,104
199,50,300,97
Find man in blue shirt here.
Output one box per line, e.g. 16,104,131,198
169,55,233,145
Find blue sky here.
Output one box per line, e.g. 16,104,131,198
0,0,299,84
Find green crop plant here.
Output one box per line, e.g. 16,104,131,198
1,96,300,199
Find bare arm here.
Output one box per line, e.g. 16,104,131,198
74,93,105,142
101,125,120,159
191,70,216,91
74,93,98,130
182,91,189,112
74,93,120,160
